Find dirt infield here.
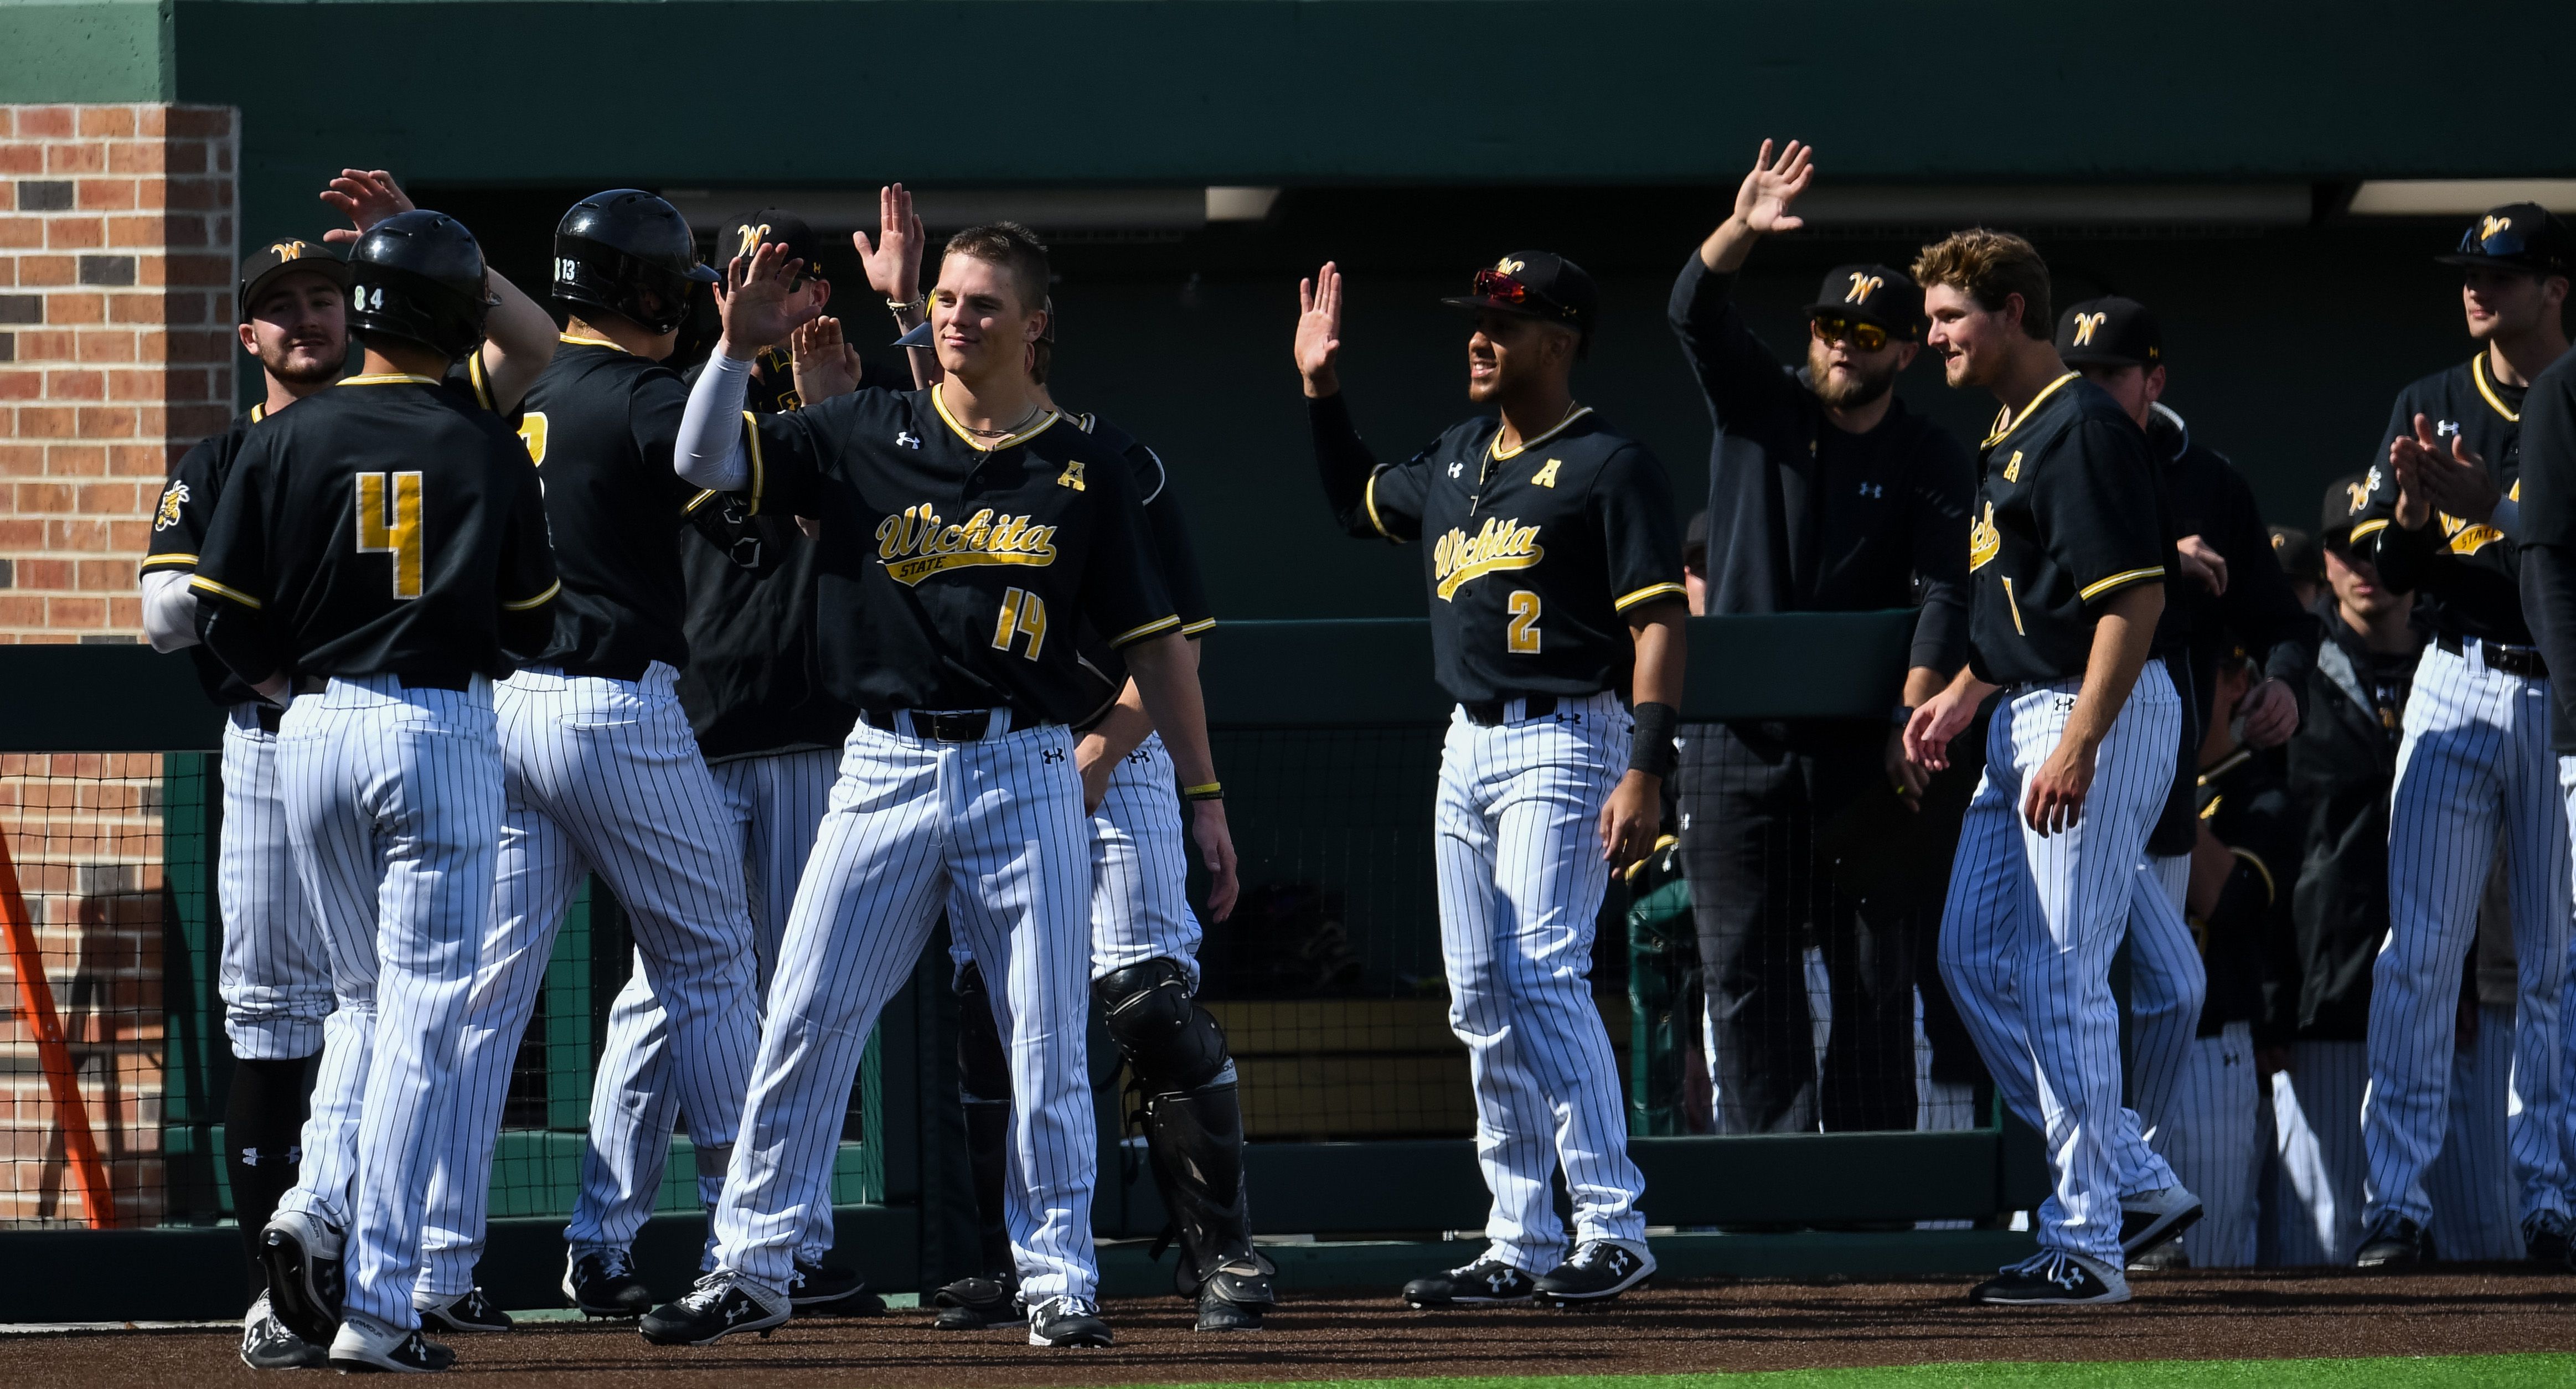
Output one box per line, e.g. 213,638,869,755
6,1267,2573,1387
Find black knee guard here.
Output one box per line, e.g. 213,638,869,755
954,963,1014,1279
1095,959,1228,1095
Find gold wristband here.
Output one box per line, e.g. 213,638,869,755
1182,781,1224,801
886,296,926,317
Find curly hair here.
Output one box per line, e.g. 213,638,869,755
1911,229,2052,339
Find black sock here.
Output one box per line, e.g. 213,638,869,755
226,1054,317,1301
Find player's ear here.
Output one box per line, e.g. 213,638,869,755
1893,341,1920,371
2144,364,2167,404
237,319,260,356
811,278,833,311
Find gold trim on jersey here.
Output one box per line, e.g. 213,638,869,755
558,332,627,353
2196,747,2254,785
467,350,496,411
2078,565,2164,601
502,579,561,612
1433,517,1544,600
684,489,719,515
248,403,266,424
2001,576,2026,634
1362,469,1396,540
930,385,1060,453
338,373,441,387
1180,617,1217,637
2472,354,2519,423
1488,404,1594,461
1982,371,2082,450
740,411,764,517
139,552,197,571
2231,848,2276,905
2348,518,2391,543
1614,581,1687,612
188,575,262,608
1111,614,1184,647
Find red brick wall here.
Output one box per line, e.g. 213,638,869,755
1,103,237,1226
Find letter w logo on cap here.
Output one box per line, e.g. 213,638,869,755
2072,312,2107,346
736,223,773,259
1846,272,1882,303
268,240,311,260
2484,214,2514,241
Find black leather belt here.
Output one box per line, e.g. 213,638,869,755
255,705,283,734
556,657,653,683
1461,694,1560,727
861,706,1041,742
293,672,473,696
2437,632,2547,679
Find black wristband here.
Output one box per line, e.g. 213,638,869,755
1629,701,1679,779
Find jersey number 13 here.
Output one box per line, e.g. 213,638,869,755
356,471,425,600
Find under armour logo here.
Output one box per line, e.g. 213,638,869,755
1484,1271,1513,1292
1555,711,1583,725
1127,748,1152,764
897,430,922,449
1448,461,1464,478
1042,747,1066,763
2438,420,2461,438
725,1302,753,1324
1858,482,1885,498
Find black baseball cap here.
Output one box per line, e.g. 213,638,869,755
238,236,350,320
1804,264,1922,339
2318,472,2376,550
1443,250,1597,339
2269,525,2320,583
721,208,823,282
2437,203,2573,278
2056,296,2162,369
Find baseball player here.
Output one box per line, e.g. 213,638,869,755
2505,277,2576,1274
645,223,1237,1349
563,207,882,1318
1901,229,2180,1305
414,190,770,1328
190,208,561,1372
141,236,350,1370
1295,252,1686,1307
2350,204,2574,1268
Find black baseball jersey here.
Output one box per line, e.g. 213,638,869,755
142,405,270,707
2193,746,2298,1042
2350,355,2528,644
190,373,559,685
1312,396,1685,704
672,357,866,762
1965,373,2172,687
513,334,708,679
1063,412,1215,727
735,386,1176,724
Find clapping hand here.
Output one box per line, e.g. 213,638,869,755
790,316,863,402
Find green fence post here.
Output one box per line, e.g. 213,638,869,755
158,751,225,1224
544,880,596,1132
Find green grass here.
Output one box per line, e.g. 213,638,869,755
1138,1359,2576,1388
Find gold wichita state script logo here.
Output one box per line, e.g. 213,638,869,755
1969,501,1999,571
876,503,1059,586
1433,517,1543,600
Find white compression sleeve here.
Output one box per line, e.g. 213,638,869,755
675,350,753,490
141,569,199,652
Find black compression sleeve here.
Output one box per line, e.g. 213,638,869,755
1308,391,1383,536
194,596,284,695
1630,701,1679,778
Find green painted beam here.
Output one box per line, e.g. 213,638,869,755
0,2,172,105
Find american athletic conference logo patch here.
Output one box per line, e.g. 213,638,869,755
153,481,190,531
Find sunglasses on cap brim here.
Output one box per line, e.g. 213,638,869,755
1469,268,1574,319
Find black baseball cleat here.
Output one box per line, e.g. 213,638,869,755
2118,1185,2203,1262
260,1209,345,1346
1026,1295,1114,1347
1969,1251,2130,1305
1402,1257,1536,1309
1536,1241,1655,1306
240,1292,330,1370
787,1259,882,1313
563,1249,655,1319
639,1271,789,1347
2356,1216,2432,1269
327,1310,456,1373
416,1285,513,1333
931,1274,1022,1331
2523,1210,2573,1269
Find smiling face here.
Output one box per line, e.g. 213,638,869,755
1466,309,1575,404
2461,267,2567,343
1922,283,2026,390
930,251,1044,384
237,269,347,387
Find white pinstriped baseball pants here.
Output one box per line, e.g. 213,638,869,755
2161,1022,2261,1266
1434,691,1647,1269
571,747,841,1268
712,713,1099,1303
417,665,763,1300
1939,665,2180,1264
2365,642,2570,1231
217,704,332,1060
2129,853,2205,1151
270,676,501,1331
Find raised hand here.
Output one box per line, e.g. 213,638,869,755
853,183,927,303
715,240,822,359
1295,262,1344,397
1733,138,1815,237
319,168,417,244
790,315,863,402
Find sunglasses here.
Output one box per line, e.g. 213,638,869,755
1811,314,1892,352
1470,268,1573,320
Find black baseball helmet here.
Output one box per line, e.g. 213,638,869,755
554,189,718,335
347,210,493,362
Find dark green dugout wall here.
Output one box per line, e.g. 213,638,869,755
15,0,2572,618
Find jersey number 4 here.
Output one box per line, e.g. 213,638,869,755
1506,590,1542,653
356,471,425,600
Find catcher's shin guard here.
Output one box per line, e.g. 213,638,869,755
1144,1081,1276,1328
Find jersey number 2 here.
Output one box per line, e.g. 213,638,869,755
356,471,425,600
1506,591,1542,653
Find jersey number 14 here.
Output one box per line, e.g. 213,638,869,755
356,471,425,600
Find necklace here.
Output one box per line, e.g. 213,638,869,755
942,382,1045,442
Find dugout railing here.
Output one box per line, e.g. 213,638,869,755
0,617,2044,1321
